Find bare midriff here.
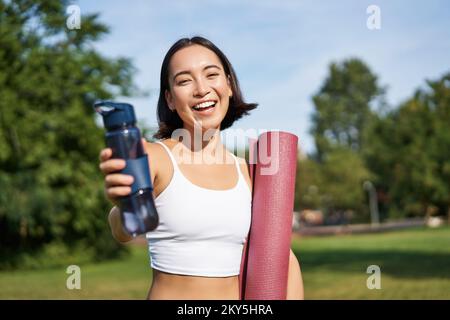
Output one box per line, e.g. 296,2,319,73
147,268,240,300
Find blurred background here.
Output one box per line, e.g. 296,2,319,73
0,0,449,299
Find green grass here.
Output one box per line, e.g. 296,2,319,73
0,244,153,299
0,226,449,299
292,225,450,299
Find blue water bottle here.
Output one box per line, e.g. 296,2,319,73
94,100,159,236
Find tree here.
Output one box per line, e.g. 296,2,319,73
311,58,384,162
295,158,322,211
302,58,382,222
296,148,373,224
364,72,450,218
0,0,140,269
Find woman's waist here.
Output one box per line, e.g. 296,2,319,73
149,269,240,299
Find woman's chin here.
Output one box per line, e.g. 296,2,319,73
192,118,222,132
200,124,221,135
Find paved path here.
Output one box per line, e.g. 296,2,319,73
293,218,426,237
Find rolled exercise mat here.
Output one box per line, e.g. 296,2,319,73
239,131,298,300
239,138,258,299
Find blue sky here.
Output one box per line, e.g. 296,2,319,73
78,0,450,154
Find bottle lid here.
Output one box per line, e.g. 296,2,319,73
93,100,136,129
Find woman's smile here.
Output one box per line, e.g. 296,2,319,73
166,44,233,131
191,99,217,115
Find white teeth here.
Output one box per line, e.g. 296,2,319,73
193,101,215,110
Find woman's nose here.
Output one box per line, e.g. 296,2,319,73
193,79,210,97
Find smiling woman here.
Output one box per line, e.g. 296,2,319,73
154,37,257,142
98,36,304,300
164,44,234,134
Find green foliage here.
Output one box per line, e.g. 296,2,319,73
305,56,449,221
296,148,372,222
0,0,139,269
311,58,384,161
295,157,322,210
319,148,372,213
364,73,450,217
304,58,382,222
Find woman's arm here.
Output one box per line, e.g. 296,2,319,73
287,249,304,299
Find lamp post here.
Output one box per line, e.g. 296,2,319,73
363,180,380,226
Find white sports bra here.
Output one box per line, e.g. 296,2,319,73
145,140,252,277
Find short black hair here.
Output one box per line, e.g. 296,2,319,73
153,36,258,140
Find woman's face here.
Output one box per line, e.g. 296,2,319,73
165,44,233,134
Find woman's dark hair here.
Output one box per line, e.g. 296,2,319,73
153,36,258,140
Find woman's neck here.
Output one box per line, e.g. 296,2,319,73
180,124,222,152
168,124,229,165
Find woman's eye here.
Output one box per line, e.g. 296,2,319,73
207,73,219,78
178,79,190,85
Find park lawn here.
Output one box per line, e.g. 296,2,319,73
0,244,153,299
0,225,449,299
292,225,450,299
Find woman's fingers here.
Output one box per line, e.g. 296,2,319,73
98,147,134,204
105,173,134,188
99,148,112,162
103,173,133,204
105,186,132,199
99,159,126,175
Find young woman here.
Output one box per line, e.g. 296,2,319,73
98,36,304,300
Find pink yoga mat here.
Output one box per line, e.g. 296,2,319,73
239,131,298,300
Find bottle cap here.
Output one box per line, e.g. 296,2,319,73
93,100,136,129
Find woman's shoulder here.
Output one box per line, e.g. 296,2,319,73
145,138,175,151
233,155,252,191
143,139,173,178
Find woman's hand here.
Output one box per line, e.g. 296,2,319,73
98,138,147,206
99,138,147,243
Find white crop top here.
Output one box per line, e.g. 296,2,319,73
145,141,252,277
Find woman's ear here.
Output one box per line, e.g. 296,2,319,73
165,89,175,111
